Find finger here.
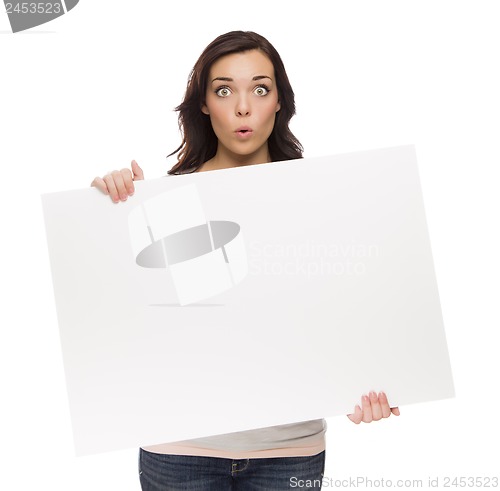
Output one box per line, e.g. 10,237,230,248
103,174,120,203
120,168,135,195
361,394,373,423
378,391,392,418
111,170,129,202
347,405,363,424
131,160,144,181
391,407,401,416
91,177,109,195
369,391,383,421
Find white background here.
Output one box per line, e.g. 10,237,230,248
1,1,498,489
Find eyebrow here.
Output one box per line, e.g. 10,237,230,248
211,75,273,83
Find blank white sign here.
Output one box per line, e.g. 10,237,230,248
41,145,454,456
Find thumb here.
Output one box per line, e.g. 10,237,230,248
131,160,144,181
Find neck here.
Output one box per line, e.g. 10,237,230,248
198,145,271,172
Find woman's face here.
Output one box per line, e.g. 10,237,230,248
202,49,281,166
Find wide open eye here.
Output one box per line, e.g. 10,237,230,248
254,85,270,96
215,87,232,97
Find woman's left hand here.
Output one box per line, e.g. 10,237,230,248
347,391,400,424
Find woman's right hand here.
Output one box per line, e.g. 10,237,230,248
91,160,144,203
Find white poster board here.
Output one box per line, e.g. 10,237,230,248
42,145,454,456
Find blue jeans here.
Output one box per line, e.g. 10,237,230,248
139,448,325,490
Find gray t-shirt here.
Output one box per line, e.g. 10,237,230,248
181,419,327,452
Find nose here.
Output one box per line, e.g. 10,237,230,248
235,95,251,117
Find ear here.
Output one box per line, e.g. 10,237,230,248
276,101,281,112
202,104,210,115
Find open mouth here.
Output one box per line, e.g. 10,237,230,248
235,127,253,137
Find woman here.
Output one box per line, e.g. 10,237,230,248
92,31,400,491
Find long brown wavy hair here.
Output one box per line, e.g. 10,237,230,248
167,31,303,175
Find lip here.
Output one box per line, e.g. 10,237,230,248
235,126,254,138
